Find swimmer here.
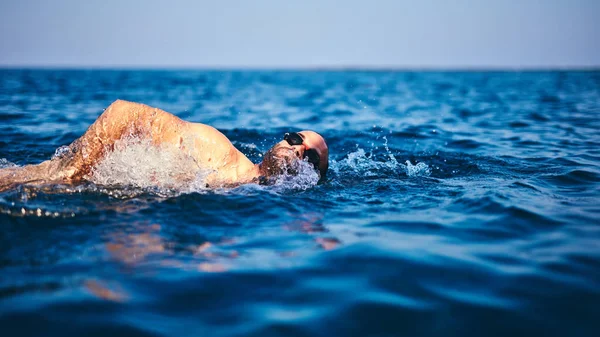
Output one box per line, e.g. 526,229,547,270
0,99,328,191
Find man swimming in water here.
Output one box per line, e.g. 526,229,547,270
0,100,329,191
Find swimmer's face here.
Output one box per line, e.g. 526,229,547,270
260,131,329,179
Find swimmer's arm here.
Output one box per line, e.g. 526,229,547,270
0,100,189,190
0,161,56,192
63,99,187,179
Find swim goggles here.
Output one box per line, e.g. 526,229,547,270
283,132,321,170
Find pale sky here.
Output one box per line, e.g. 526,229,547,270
0,0,598,68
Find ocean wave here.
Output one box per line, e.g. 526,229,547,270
1,70,599,336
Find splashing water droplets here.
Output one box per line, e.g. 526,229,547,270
0,158,18,168
405,160,431,177
89,137,212,192
382,136,399,166
267,158,321,191
52,145,71,159
331,138,432,178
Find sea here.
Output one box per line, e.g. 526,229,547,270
0,69,599,337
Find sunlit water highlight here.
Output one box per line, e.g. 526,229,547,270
0,70,599,337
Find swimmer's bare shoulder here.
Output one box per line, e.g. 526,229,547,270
183,122,258,185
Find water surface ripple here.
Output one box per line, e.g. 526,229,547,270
1,70,599,337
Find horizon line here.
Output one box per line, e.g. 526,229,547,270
1,64,599,72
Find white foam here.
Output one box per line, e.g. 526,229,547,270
0,158,18,169
405,160,431,177
330,148,431,178
52,145,71,160
331,148,380,176
89,138,212,191
268,159,321,191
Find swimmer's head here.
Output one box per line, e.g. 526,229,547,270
259,130,329,180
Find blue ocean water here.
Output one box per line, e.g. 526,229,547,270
0,69,599,336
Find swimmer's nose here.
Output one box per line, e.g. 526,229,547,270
294,145,305,158
277,140,305,158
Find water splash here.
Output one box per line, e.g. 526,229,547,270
331,148,431,178
382,136,399,166
332,148,381,176
0,158,18,168
89,138,212,192
405,160,431,177
268,159,321,191
52,145,72,160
